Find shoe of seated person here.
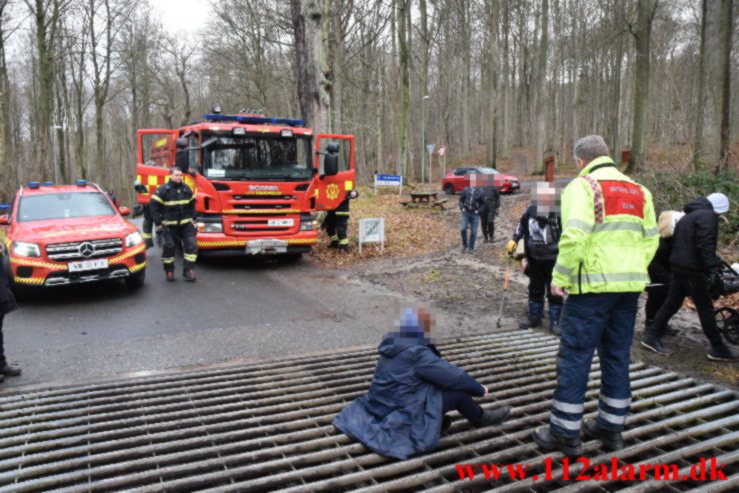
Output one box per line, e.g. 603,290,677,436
473,406,510,428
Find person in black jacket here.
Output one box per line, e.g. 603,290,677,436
0,249,21,382
458,176,486,253
643,210,681,336
150,166,198,282
479,179,500,243
507,193,563,334
642,193,737,362
326,190,358,251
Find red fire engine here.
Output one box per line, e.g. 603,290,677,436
135,111,355,256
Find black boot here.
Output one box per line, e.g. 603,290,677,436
532,426,583,456
641,324,673,355
582,418,623,451
520,301,543,329
706,344,739,362
549,305,562,336
183,269,197,282
473,406,510,428
0,362,21,377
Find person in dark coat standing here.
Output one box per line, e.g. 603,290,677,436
479,179,501,243
0,249,21,382
643,211,682,336
642,193,738,362
458,176,486,253
506,183,563,334
333,308,510,460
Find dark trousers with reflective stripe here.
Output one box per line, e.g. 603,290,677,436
651,272,722,346
161,223,197,272
325,211,349,246
550,292,638,437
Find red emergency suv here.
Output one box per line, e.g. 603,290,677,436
0,181,146,295
442,166,520,194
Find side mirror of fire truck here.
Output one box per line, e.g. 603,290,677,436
0,214,8,225
323,153,339,177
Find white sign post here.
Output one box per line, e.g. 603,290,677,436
426,144,435,183
438,145,446,176
358,218,385,253
374,174,403,195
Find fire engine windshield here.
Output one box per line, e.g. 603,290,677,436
18,193,116,222
202,135,312,181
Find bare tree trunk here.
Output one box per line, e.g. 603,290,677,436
612,33,624,165
485,0,499,167
533,0,549,174
693,0,708,166
290,0,330,134
627,0,658,174
718,0,733,171
500,0,510,159
395,0,410,178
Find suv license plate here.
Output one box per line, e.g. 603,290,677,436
68,259,109,272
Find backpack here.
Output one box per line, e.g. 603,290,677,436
527,215,561,261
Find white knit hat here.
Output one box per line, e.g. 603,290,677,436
706,192,729,214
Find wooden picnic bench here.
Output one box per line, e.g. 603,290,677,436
432,198,449,210
409,192,438,203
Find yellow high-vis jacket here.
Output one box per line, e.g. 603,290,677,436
552,156,659,294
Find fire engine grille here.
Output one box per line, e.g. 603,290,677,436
46,238,122,262
0,330,736,492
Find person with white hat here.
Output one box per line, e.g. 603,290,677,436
642,192,737,362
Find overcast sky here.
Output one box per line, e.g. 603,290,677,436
152,0,212,34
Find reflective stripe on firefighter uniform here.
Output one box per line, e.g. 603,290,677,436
548,156,658,439
325,193,353,247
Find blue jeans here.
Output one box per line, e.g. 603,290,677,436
549,292,639,437
460,211,479,250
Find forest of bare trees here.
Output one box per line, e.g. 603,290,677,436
0,0,736,202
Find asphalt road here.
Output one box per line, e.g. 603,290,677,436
2,240,447,389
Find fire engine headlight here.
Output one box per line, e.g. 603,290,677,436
300,220,316,231
125,231,143,248
197,222,223,233
12,241,41,258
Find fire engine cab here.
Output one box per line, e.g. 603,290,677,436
0,181,146,296
135,110,355,256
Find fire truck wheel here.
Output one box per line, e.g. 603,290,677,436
124,269,146,289
715,307,739,345
282,253,303,263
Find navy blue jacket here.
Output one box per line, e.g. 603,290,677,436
459,186,486,213
333,328,484,460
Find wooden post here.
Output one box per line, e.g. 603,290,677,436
545,155,555,183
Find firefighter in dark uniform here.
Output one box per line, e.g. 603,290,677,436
150,166,198,282
141,205,155,248
326,189,359,251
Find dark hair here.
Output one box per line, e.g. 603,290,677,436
170,166,182,175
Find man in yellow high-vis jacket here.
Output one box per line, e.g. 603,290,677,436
532,135,658,456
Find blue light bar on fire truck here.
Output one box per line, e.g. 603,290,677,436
203,114,305,127
76,180,87,186
0,203,9,210
28,181,40,189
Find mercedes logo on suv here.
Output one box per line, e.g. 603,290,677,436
78,242,95,258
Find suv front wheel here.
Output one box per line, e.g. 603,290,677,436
125,269,146,289
443,183,455,195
